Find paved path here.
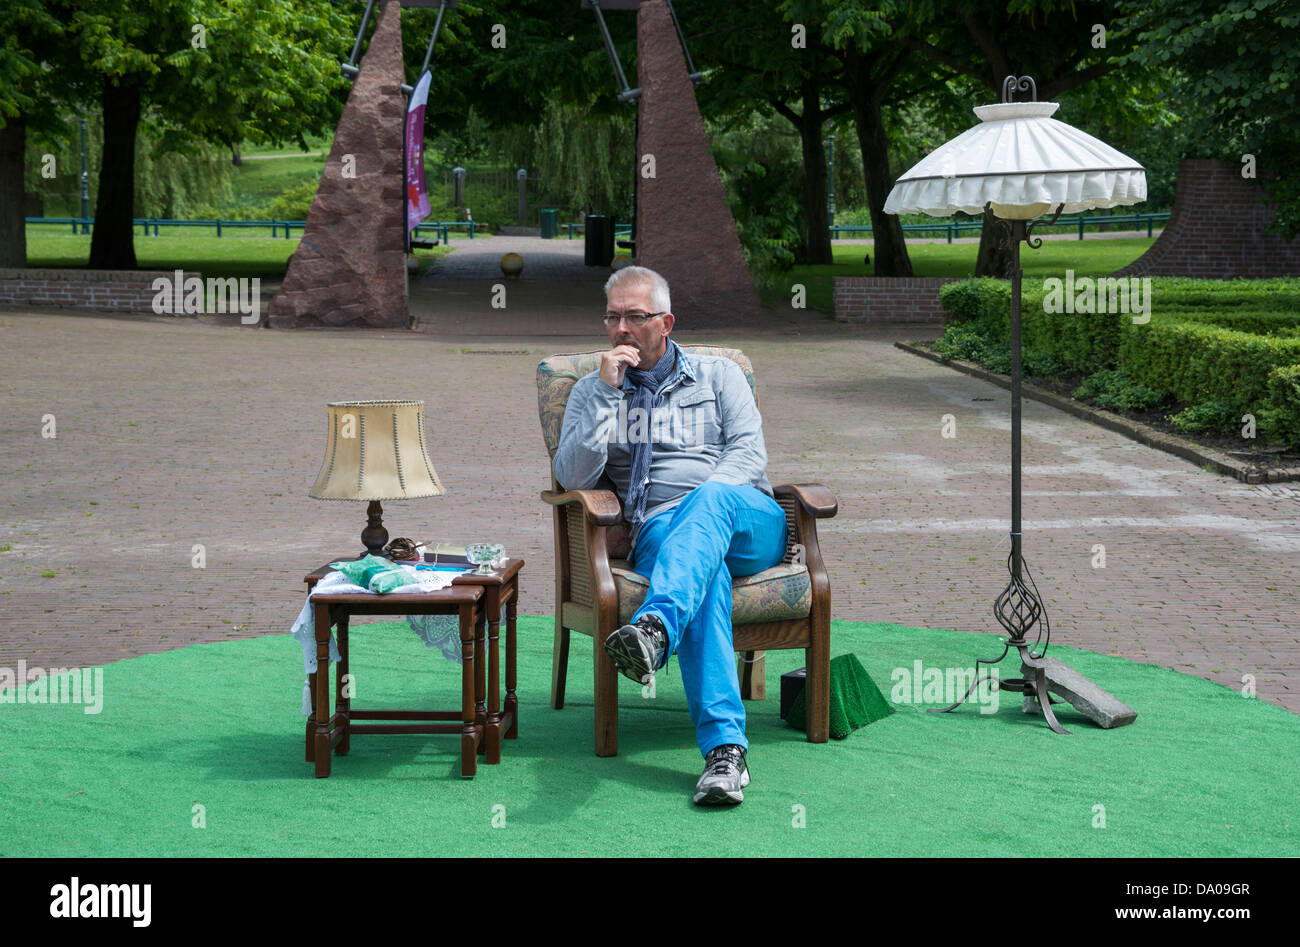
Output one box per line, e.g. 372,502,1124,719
2,262,1297,718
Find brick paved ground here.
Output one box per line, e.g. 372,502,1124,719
2,238,1297,717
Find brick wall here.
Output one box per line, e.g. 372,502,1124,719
0,268,199,314
833,276,962,323
1113,158,1300,278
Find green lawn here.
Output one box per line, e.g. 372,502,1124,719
25,227,454,279
226,153,327,216
768,237,1159,312
238,133,331,158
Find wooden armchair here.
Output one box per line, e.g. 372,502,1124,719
537,346,838,757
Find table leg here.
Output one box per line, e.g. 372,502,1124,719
313,602,333,777
336,612,350,756
305,668,317,762
505,587,518,740
459,602,478,778
486,589,502,764
474,599,487,755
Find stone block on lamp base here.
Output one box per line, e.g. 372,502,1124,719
1020,656,1137,729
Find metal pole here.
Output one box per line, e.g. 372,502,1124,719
419,1,449,77
517,168,527,227
591,2,640,102
827,134,835,226
1010,219,1024,583
664,0,704,83
79,117,90,234
348,0,377,67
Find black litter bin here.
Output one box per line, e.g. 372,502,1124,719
584,214,615,267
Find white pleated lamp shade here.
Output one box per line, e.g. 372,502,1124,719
885,101,1146,219
309,400,444,501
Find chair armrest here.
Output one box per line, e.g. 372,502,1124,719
541,488,623,526
773,483,838,519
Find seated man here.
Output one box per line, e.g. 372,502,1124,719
552,265,787,805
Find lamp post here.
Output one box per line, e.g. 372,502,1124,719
826,133,835,227
452,166,465,209
884,76,1143,733
79,116,90,234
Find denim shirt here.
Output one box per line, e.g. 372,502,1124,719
553,343,774,541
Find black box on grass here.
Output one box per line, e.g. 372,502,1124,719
780,667,807,720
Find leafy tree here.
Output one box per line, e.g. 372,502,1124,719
906,0,1132,277
0,1,66,266
779,0,921,276
3,0,351,270
1122,0,1300,237
685,4,850,265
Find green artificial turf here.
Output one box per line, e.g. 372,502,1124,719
1,617,1295,857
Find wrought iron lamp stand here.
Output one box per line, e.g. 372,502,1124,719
930,213,1128,734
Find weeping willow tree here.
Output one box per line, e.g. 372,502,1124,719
25,109,234,220
494,98,636,219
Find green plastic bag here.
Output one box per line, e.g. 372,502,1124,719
329,555,417,594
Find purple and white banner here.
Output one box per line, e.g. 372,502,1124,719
405,70,432,233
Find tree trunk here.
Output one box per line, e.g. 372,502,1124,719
89,78,141,270
0,114,26,268
231,145,242,167
974,207,1014,277
852,91,912,277
797,79,833,265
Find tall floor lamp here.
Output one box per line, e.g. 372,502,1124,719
884,76,1142,732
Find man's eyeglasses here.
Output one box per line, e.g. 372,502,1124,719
602,311,665,327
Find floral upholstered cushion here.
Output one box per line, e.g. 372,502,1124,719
609,560,812,625
536,346,759,460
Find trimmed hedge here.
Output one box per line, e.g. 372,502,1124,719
1262,365,1300,447
939,277,1122,373
1118,320,1300,420
937,276,1300,448
1150,309,1300,335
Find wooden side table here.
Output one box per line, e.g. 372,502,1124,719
452,558,524,764
303,563,488,778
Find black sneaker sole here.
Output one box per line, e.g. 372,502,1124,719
604,626,657,685
693,767,750,805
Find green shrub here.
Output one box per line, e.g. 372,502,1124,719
266,177,321,220
1259,364,1300,449
936,276,1300,443
979,341,1012,375
1025,288,1124,374
939,277,1122,372
1073,369,1171,413
1119,320,1300,420
932,323,990,362
939,278,1010,339
1142,277,1300,310
1167,399,1240,435
1150,308,1300,336
1022,349,1069,379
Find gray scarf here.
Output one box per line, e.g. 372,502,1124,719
622,341,679,527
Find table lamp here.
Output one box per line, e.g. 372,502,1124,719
309,400,444,558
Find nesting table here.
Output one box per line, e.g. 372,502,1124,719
303,556,523,778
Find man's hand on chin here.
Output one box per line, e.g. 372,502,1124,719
600,343,642,389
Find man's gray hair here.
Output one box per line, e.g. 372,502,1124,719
604,265,671,314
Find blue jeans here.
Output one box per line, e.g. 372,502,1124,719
630,482,788,757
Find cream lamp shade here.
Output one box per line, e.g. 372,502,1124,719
309,400,443,557
884,100,1146,219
